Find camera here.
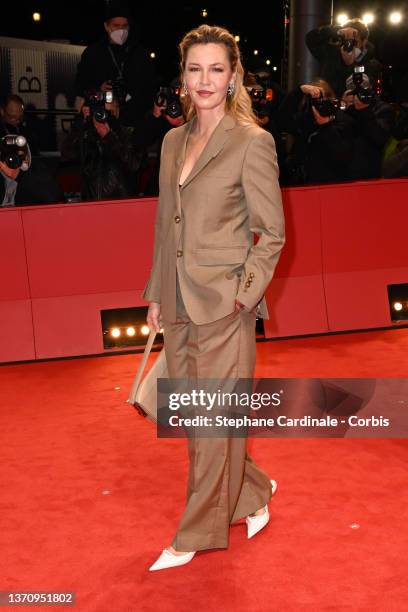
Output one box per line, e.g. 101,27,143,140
109,77,127,104
0,134,29,169
154,86,183,119
310,95,345,116
84,90,113,123
337,34,357,53
348,66,375,105
247,87,274,119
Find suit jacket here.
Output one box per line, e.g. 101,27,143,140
141,113,285,325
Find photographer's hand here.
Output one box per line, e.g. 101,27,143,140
354,97,371,111
152,103,164,118
342,90,355,108
312,106,334,125
93,118,111,138
0,160,20,180
300,85,322,98
165,115,185,127
101,81,113,92
337,27,358,40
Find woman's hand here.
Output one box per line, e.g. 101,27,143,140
147,301,162,333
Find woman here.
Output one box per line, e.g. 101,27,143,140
141,24,285,571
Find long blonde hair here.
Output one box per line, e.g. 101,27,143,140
178,24,257,126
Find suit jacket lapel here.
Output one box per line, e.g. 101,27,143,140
175,114,236,196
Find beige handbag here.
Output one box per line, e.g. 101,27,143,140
127,330,168,423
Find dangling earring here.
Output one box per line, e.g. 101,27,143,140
227,81,235,96
183,80,188,96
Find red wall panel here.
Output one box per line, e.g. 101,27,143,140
1,179,407,363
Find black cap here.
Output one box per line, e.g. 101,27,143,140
104,0,130,21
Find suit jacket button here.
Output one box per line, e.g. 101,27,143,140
245,281,251,288
249,272,254,278
177,250,183,257
174,216,181,223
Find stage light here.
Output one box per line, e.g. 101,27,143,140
253,49,259,55
266,59,271,65
150,52,156,59
101,307,163,349
389,11,402,24
234,35,240,42
362,13,375,25
388,284,408,321
32,12,41,22
201,8,208,18
336,13,349,26
273,66,278,71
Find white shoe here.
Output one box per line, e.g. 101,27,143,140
149,548,196,571
245,479,277,539
246,504,269,539
271,479,278,496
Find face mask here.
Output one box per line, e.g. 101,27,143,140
110,28,128,45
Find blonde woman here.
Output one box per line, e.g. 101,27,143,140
142,24,285,571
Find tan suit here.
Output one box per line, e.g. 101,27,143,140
141,113,285,323
141,113,286,552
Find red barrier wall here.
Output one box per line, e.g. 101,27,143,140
1,179,407,363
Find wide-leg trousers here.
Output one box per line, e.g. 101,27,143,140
160,271,273,552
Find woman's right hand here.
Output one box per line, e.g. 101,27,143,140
147,301,162,333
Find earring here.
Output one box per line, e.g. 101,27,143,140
227,81,235,96
183,81,188,96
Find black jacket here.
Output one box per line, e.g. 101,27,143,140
305,25,382,97
278,85,354,185
75,34,156,126
61,115,142,201
345,99,394,180
0,160,63,206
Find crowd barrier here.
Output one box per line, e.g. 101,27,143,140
1,178,407,363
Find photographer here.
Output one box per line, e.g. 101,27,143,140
306,19,381,98
245,72,286,171
342,71,394,180
382,103,408,178
133,80,185,195
277,79,353,185
0,95,40,156
61,92,141,201
1,135,62,206
75,1,156,127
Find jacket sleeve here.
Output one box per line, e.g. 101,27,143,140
140,131,171,303
305,25,338,62
236,130,286,311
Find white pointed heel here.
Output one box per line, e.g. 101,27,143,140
246,504,269,539
149,548,196,571
245,479,277,539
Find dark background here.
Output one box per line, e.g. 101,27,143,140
1,1,407,84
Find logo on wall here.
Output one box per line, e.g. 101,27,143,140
18,66,42,94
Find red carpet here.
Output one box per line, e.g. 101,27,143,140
0,327,407,611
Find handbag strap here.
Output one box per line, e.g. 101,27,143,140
127,329,157,403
